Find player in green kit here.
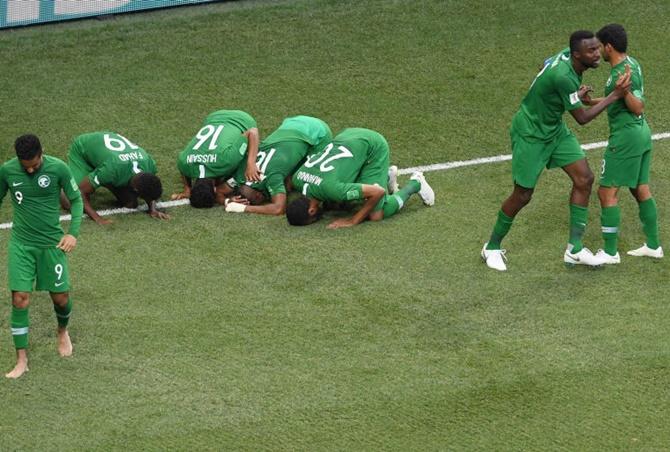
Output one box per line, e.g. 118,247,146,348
222,115,332,216
172,109,260,208
66,132,167,225
587,24,662,263
286,128,435,229
481,30,632,271
0,134,83,379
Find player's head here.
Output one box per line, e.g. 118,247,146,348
133,173,163,204
190,178,216,208
238,184,267,206
596,24,627,62
569,30,601,69
286,195,321,226
15,134,44,174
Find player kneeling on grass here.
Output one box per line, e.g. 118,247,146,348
586,24,663,264
0,134,83,379
65,132,168,225
171,109,260,209
286,128,434,229
221,115,332,215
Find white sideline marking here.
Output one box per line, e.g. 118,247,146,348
2,132,669,230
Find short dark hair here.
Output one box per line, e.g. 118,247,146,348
286,195,312,226
190,179,215,208
597,24,627,53
135,173,163,203
15,134,42,160
569,30,595,53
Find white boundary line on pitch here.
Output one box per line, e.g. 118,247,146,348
2,131,670,230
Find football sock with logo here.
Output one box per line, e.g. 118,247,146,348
11,306,29,349
54,297,73,328
568,204,588,253
486,210,514,250
600,206,621,256
382,181,421,218
638,198,660,249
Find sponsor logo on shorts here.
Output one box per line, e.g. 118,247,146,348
38,175,51,188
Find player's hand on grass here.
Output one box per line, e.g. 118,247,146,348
57,234,77,252
149,210,170,220
170,191,189,200
95,217,113,226
231,196,250,205
327,218,356,229
224,199,247,213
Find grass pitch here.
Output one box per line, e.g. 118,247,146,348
1,0,669,449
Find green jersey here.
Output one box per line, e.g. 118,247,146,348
234,115,332,197
604,56,651,158
68,132,157,188
512,50,583,142
0,156,83,247
292,128,389,202
177,110,257,180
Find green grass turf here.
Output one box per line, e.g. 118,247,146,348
1,0,670,449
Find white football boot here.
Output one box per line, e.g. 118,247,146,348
387,165,399,194
481,242,507,271
594,249,621,265
410,171,435,206
563,246,604,267
627,244,664,259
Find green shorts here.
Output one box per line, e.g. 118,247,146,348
67,141,94,184
600,149,651,188
8,240,71,293
356,140,390,212
511,128,585,189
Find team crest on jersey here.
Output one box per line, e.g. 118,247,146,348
38,175,51,188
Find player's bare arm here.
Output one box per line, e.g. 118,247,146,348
56,234,77,252
230,193,287,216
570,65,631,125
243,128,261,182
623,89,644,116
78,178,112,225
327,184,385,229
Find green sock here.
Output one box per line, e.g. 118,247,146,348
601,206,621,256
54,297,73,328
638,198,660,249
569,204,588,253
11,306,29,350
486,210,514,250
382,180,421,218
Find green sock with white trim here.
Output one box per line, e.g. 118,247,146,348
11,306,29,349
601,206,620,256
54,297,73,328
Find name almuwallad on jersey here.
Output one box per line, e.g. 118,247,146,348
296,171,322,185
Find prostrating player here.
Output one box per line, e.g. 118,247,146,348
66,131,167,225
286,128,435,229
222,115,332,216
481,30,632,271
588,24,662,263
0,134,83,379
171,109,260,208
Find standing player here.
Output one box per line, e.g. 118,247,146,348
223,115,332,215
589,24,662,263
171,109,260,208
66,131,167,225
0,134,83,379
481,30,632,271
286,128,434,229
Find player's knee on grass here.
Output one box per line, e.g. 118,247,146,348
190,179,216,208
